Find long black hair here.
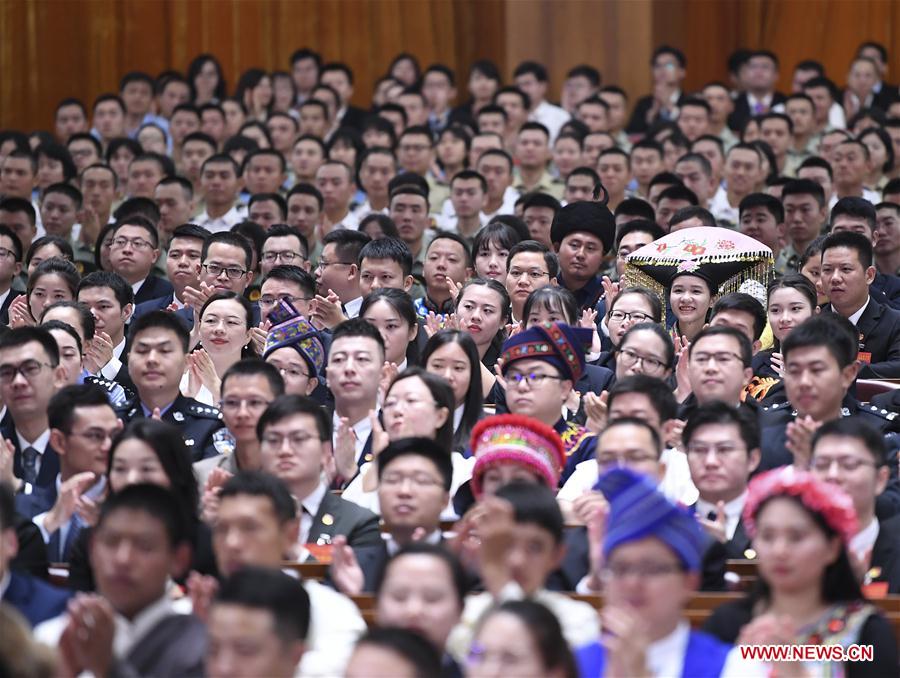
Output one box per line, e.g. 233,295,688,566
360,287,420,366
422,329,483,451
386,367,455,452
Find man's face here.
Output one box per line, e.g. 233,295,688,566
299,105,328,138
170,111,200,145
81,166,116,214
78,284,130,341
760,119,791,158
820,245,873,312
687,334,751,405
785,100,815,137
0,233,20,284
652,52,684,85
598,153,629,197
875,207,900,257
564,174,595,203
832,143,868,188
207,604,300,678
201,110,227,144
220,373,277,446
422,72,455,112
502,517,564,596
739,205,784,253
110,224,159,282
784,345,855,420
260,235,305,276
93,101,125,140
675,159,714,206
315,242,356,298
291,139,325,180
315,164,354,215
506,251,552,309
158,81,191,119
631,148,664,188
326,335,382,407
450,178,485,218
286,193,321,238
267,117,296,154
424,238,471,296
596,423,660,480
686,423,758,505
477,112,506,137
166,235,203,293
818,132,849,164
359,258,410,297
745,55,778,91
496,93,527,128
202,242,251,293
476,155,512,200
260,412,326,488
615,230,654,277
248,199,284,231
831,214,873,240
397,133,433,175
724,148,760,197
55,405,121,477
0,342,64,420
702,85,733,124
55,104,88,142
677,105,709,142
359,154,395,199
266,346,316,397
797,167,833,201
691,140,724,181
122,81,153,117
563,75,596,111
214,495,295,577
514,73,544,109
292,56,319,93
0,157,36,198
398,94,428,127
709,309,758,348
182,141,215,183
41,191,78,238
389,194,429,246
504,358,571,423
320,71,352,104
557,231,604,283
599,91,627,132
522,206,555,247
655,198,692,229
154,183,194,240
804,85,833,124
469,134,502,168
847,61,878,96
811,434,887,523
68,139,100,172
128,327,186,395
0,209,34,254
782,192,826,245
127,160,164,199
201,162,240,208
91,509,183,619
377,454,449,534
577,102,608,133
246,155,286,195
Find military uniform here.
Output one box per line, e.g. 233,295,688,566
116,394,224,462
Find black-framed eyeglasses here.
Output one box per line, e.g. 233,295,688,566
0,360,55,383
203,263,247,279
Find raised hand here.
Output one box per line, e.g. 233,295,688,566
333,416,359,482
786,415,821,470
311,289,345,329
673,338,692,403
583,391,609,433
600,275,620,305
250,319,272,355
601,605,651,678
770,351,784,377
0,438,17,488
581,493,610,593
185,571,220,622
44,472,96,535
8,295,34,328
474,496,517,597
60,594,116,677
697,500,728,543
191,348,221,400
330,534,364,596
84,331,115,374
379,361,399,401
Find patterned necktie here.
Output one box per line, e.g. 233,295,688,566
22,446,38,485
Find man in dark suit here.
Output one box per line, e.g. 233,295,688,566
107,214,174,306
115,311,224,461
728,50,787,132
77,271,137,391
320,63,367,132
0,327,68,495
0,224,22,325
625,46,689,136
820,230,900,378
34,485,206,676
258,394,381,558
1,483,70,626
811,418,900,594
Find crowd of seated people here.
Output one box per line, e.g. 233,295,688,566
2,40,900,677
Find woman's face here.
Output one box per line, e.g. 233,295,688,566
109,438,171,493
469,70,499,102
37,155,65,191
390,58,418,87
754,497,841,595
200,298,250,356
272,76,295,112
345,644,417,678
266,346,316,397
861,133,888,175
223,101,246,137
376,554,462,650
607,292,656,347
767,287,815,342
251,76,273,111
29,273,73,320
617,330,671,380
525,301,570,328
138,127,167,155
552,138,582,178
382,376,448,441
360,219,386,240
468,611,549,678
28,244,67,277
669,275,712,325
800,258,828,305
480,465,541,498
457,286,505,347
48,328,82,384
437,133,466,168
110,147,136,186
363,299,417,366
474,239,509,283
425,341,471,407
196,60,220,100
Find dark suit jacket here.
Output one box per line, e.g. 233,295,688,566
688,504,753,560
2,571,70,627
133,275,174,305
132,292,175,320
625,93,691,135
13,483,57,520
339,105,368,131
872,272,900,311
2,428,60,491
109,613,207,678
353,540,390,593
727,91,787,132
833,297,900,379
871,514,900,594
12,512,50,578
306,491,382,551
0,289,22,325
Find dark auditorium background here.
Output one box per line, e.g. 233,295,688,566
2,0,900,131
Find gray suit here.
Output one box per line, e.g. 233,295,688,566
109,614,207,678
306,491,381,553
192,453,239,492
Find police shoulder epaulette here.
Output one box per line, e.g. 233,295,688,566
188,403,223,419
867,404,898,421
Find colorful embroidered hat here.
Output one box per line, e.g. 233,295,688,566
549,200,616,254
262,299,325,378
470,414,566,497
500,322,592,383
596,467,707,572
743,466,858,546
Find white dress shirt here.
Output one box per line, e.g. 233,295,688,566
343,296,363,319
195,204,246,233
850,517,880,564
332,410,373,469
15,428,51,483
530,100,572,142
298,480,329,544
847,296,871,327
99,337,128,381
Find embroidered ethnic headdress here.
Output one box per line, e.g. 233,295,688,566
470,414,566,497
262,299,325,378
743,466,858,545
499,322,592,383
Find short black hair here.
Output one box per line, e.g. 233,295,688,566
113,198,162,229
669,205,715,228
262,265,316,298
0,225,23,261
507,240,559,279
600,416,663,456
48,383,112,432
781,314,859,369
287,182,324,212
653,44,686,68
567,64,601,86
219,471,297,523
821,229,873,268
321,228,370,265
739,192,784,224
97,483,189,549
215,566,311,643
201,152,241,176
567,166,600,187
28,258,79,300
43,182,83,212
615,219,665,251
658,184,699,206
0,197,36,225
353,628,443,677
812,418,887,467
450,169,487,194
521,191,561,214
683,400,760,454
781,178,826,207
607,374,678,423
249,192,288,220
378,437,453,492
495,480,565,543
264,223,307,258
202,231,253,270
128,310,190,352
243,148,287,175
256,394,330,442
831,197,876,233
170,223,211,244
220,358,284,402
41,300,96,340
358,237,413,277
427,231,472,268
614,197,656,223
78,271,135,309
494,85,531,111
689,325,753,367
711,292,767,341
92,92,126,114
376,542,468,608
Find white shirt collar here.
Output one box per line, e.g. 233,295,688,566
850,517,880,563
384,528,442,556
847,296,871,326
299,480,328,518
453,404,465,432
113,594,175,659
343,296,363,319
695,490,747,540
0,288,11,310
131,277,146,296
646,620,691,677
112,337,127,361
16,427,50,454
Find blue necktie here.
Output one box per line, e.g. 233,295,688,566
22,446,38,485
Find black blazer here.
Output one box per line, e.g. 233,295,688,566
132,292,175,320
0,289,21,325
12,512,50,579
305,491,382,551
13,483,57,520
871,514,900,594
133,275,174,305
727,91,787,132
2,428,60,490
625,92,691,135
871,272,900,312
687,503,753,560
338,106,368,131
828,298,900,379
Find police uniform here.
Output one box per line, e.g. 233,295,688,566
116,394,224,462
83,374,132,409
758,397,900,472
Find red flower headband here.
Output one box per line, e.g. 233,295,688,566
743,466,858,545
